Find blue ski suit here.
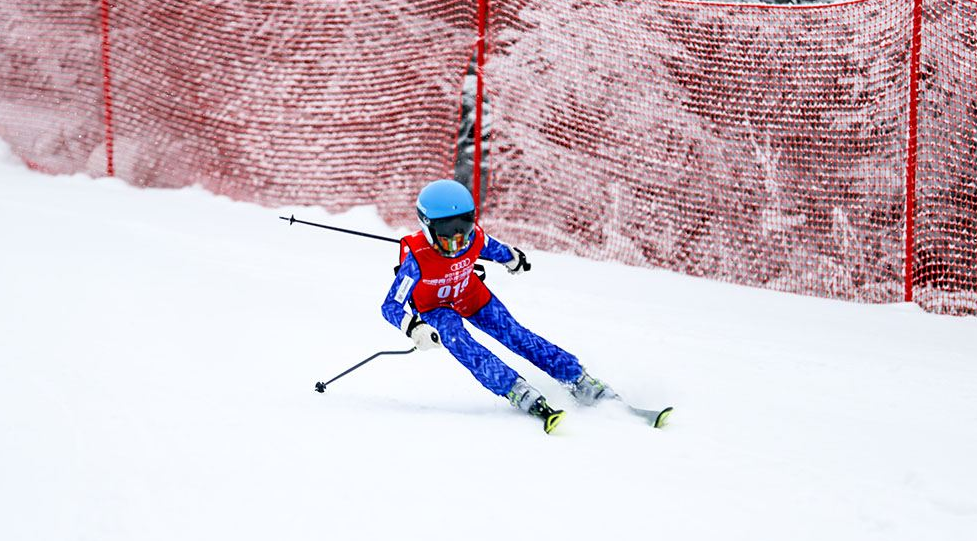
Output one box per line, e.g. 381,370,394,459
381,234,583,396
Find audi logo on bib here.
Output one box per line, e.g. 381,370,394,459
450,258,472,272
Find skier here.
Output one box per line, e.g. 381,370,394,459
381,179,616,433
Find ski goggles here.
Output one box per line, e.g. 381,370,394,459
424,211,475,257
435,232,472,256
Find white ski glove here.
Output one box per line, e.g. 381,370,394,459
401,314,441,351
504,246,531,275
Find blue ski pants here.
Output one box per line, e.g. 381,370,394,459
421,296,583,396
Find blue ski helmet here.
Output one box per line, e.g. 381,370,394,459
416,179,476,257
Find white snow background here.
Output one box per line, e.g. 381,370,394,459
2,140,976,541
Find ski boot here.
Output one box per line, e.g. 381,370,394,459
570,370,673,429
569,369,617,406
507,378,565,434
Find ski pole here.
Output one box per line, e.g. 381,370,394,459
314,347,417,393
280,214,492,263
280,214,399,244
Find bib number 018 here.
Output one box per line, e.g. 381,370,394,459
437,276,471,299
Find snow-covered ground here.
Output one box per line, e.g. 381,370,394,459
2,142,976,541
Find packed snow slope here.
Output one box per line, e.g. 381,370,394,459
2,144,976,541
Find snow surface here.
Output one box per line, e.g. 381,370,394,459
2,141,976,541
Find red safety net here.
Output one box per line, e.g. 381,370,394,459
913,0,977,315
0,2,105,174
1,0,477,224
1,0,974,315
484,0,914,303
483,0,975,315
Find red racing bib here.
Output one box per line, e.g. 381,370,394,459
400,226,492,317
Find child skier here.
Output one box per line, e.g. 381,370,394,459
381,179,616,433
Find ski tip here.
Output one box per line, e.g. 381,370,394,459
544,410,566,434
654,407,673,429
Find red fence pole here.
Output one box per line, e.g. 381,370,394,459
99,0,115,177
473,0,488,220
904,0,923,302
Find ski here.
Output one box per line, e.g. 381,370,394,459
626,405,673,429
542,409,566,434
531,402,671,433
528,399,566,434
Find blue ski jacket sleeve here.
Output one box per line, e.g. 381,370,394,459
380,235,516,329
381,252,422,329
481,235,515,264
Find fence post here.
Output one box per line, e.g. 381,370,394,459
99,0,115,177
904,0,924,303
473,0,488,220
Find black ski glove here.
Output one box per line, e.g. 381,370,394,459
504,246,531,275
